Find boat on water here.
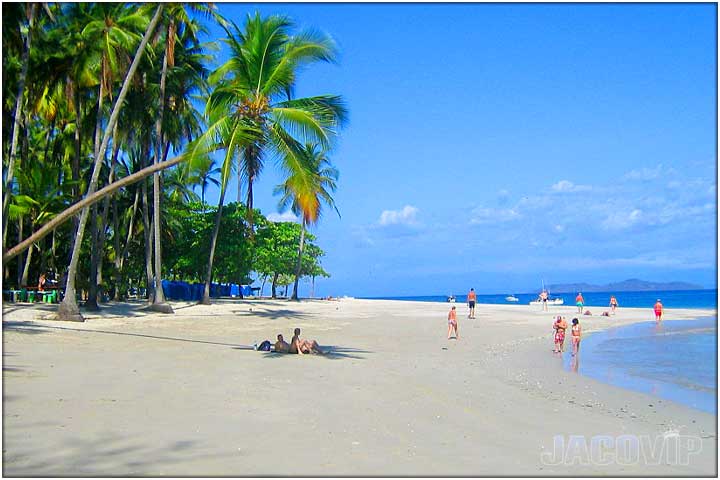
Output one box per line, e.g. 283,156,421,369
529,297,564,305
447,295,456,303
505,295,519,302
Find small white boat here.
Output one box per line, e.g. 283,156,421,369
529,297,564,306
505,295,519,302
447,295,456,303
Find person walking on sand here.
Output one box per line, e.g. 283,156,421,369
654,299,663,322
609,295,618,315
575,292,584,313
571,318,582,356
467,288,477,319
553,316,568,353
447,306,459,340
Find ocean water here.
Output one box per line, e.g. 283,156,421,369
365,289,717,309
562,317,717,413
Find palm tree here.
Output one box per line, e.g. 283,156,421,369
192,157,220,211
56,5,164,322
274,143,339,300
196,12,347,304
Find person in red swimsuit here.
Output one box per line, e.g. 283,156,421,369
653,299,663,322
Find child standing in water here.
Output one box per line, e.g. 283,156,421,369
447,306,458,340
571,318,582,356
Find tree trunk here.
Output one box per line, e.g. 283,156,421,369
2,4,37,245
271,272,278,299
119,185,140,272
57,5,163,322
21,243,33,287
86,205,99,310
200,187,226,304
112,191,122,301
16,217,24,287
142,176,155,304
291,219,306,300
150,17,173,313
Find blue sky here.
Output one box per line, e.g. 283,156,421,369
197,3,717,297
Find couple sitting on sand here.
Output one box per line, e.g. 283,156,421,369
274,328,323,355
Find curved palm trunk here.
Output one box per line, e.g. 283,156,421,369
291,219,306,300
57,5,163,322
200,187,227,304
2,4,37,246
3,152,186,264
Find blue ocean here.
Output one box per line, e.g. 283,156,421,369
364,289,717,413
564,317,717,413
364,289,717,309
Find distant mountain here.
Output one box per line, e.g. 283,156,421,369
547,279,704,293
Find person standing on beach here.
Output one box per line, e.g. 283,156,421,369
571,318,581,356
447,306,459,340
553,316,567,352
467,288,477,319
609,295,618,314
539,289,548,311
654,299,663,322
575,292,584,313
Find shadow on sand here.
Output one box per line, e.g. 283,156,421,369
3,428,233,476
2,321,250,348
240,345,372,361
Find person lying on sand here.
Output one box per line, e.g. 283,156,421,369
290,328,324,355
274,334,290,353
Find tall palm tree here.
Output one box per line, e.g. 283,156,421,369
274,143,339,300
57,5,164,322
196,12,347,304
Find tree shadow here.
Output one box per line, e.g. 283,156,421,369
3,428,233,476
2,322,251,348
2,321,48,335
230,308,310,320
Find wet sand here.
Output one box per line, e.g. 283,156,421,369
2,298,716,476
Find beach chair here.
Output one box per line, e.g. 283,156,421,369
42,290,58,303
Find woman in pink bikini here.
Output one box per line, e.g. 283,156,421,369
571,318,582,356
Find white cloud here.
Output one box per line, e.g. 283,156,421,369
601,209,643,230
267,211,299,223
469,206,520,224
554,224,565,233
551,180,592,193
623,164,677,181
378,205,419,226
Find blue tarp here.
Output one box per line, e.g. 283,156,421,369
161,280,253,301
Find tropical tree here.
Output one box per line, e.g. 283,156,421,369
196,12,347,304
274,143,339,300
56,4,164,322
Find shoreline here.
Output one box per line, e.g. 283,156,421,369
3,298,717,475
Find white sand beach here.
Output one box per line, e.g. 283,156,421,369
2,299,717,476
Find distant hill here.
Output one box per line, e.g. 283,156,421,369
547,279,704,293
